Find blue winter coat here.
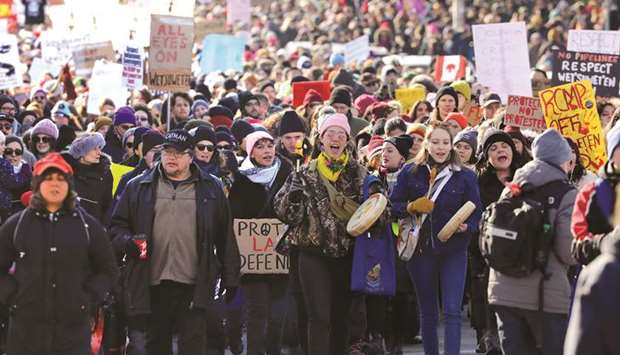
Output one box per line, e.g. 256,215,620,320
390,162,482,255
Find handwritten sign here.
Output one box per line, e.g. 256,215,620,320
472,22,532,101
200,34,245,74
0,34,20,89
40,30,90,68
504,95,546,131
227,0,251,25
539,80,606,171
552,50,619,98
567,30,620,55
72,41,115,77
147,14,193,91
122,44,144,90
234,218,289,274
395,87,426,113
87,60,127,115
345,35,370,65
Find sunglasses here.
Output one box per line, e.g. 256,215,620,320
4,148,22,156
126,142,134,148
216,144,231,150
33,136,50,144
34,95,46,101
120,124,134,130
0,123,11,130
196,143,215,152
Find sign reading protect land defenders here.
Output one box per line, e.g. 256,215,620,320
504,95,546,131
539,80,606,172
234,218,289,274
147,14,193,91
552,50,620,97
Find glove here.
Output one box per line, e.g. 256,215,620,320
289,173,305,202
407,197,434,215
125,234,148,260
218,287,238,304
571,234,606,265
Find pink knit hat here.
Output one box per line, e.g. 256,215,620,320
245,131,274,154
318,113,351,137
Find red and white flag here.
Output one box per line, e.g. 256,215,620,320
434,55,467,82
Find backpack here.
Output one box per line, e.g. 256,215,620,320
479,180,573,278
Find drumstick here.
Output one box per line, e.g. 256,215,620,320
295,140,304,172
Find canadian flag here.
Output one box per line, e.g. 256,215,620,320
434,55,467,83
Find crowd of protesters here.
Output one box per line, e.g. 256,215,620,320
0,0,618,355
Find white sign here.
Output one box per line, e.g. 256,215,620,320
40,30,91,67
87,60,127,115
472,22,532,101
0,35,21,89
345,35,370,65
227,0,251,25
122,44,144,90
567,30,620,55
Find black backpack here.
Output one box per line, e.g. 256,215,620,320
479,180,573,278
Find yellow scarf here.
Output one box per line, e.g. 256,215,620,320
317,152,349,182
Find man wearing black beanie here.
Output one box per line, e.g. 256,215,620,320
277,110,310,165
328,85,369,137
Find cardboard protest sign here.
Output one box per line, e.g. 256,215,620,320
122,44,144,90
72,41,115,77
200,34,245,74
0,34,20,89
40,30,90,68
395,87,426,113
472,22,532,101
434,55,467,82
110,163,134,195
234,218,289,274
226,0,251,25
567,30,620,55
87,60,127,115
292,80,331,108
147,15,193,91
504,95,546,131
345,35,370,65
551,50,619,97
539,80,606,172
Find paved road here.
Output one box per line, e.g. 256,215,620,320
403,320,478,354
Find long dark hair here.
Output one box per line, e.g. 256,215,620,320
29,169,77,212
566,137,586,184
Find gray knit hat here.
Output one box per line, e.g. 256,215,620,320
31,119,59,140
532,128,571,167
69,132,105,159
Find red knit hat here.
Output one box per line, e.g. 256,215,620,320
303,89,323,107
370,102,393,119
354,94,378,116
210,115,233,129
366,135,385,160
446,112,468,129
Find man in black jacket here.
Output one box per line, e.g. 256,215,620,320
110,130,240,355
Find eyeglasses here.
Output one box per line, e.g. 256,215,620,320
33,136,50,144
196,143,215,152
4,148,22,156
162,148,190,157
126,142,134,149
34,95,46,101
120,124,134,130
0,123,11,130
216,144,231,150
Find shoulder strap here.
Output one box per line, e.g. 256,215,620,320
12,209,28,246
76,209,91,244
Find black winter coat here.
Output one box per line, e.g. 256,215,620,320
0,207,119,355
103,128,124,163
62,153,113,224
109,163,240,316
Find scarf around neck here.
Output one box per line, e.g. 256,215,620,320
239,156,281,187
317,152,349,182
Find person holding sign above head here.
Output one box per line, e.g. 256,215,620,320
275,113,388,355
109,130,240,355
228,130,293,355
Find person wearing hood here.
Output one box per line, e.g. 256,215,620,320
104,107,136,163
328,86,369,137
430,86,459,122
0,132,31,224
453,128,478,171
504,125,532,168
121,127,150,168
189,126,222,177
63,132,113,223
191,99,209,120
2,136,32,216
29,119,58,161
489,128,577,355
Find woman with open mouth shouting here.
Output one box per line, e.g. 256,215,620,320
390,124,482,355
275,113,388,355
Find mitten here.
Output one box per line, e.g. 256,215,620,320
407,197,434,214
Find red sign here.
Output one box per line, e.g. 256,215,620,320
292,81,331,108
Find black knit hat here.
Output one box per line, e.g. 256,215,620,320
191,126,216,144
434,86,459,109
478,128,516,162
278,110,306,136
238,91,258,113
216,130,234,145
208,105,234,119
231,119,255,143
224,78,237,91
219,96,239,116
141,130,164,155
329,86,352,107
385,135,414,159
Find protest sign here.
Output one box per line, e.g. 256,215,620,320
227,0,251,25
345,35,370,65
539,80,606,172
472,22,532,101
551,50,619,97
395,87,426,113
40,30,91,68
0,34,20,89
567,30,620,55
122,44,144,90
434,55,467,82
234,218,289,274
110,163,134,195
87,60,127,115
292,80,331,108
200,34,245,74
72,41,115,77
147,14,193,91
383,55,432,67
504,95,546,131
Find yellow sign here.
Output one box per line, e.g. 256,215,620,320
110,163,135,195
539,80,606,172
395,87,426,114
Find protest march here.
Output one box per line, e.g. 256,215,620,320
0,0,619,355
